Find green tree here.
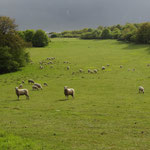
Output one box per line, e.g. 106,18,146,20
136,22,150,44
0,16,29,73
24,29,35,43
32,29,49,47
101,28,112,39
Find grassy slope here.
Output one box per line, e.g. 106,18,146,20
0,38,150,149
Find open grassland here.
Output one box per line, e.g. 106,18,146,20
1,38,150,149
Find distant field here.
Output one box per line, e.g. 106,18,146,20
1,38,150,149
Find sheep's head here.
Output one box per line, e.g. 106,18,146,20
64,86,68,90
15,87,18,90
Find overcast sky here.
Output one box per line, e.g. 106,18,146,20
0,0,150,32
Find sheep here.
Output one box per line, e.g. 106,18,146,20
47,57,51,60
79,69,83,73
28,79,34,84
107,64,110,67
120,65,123,68
147,64,150,67
22,80,25,84
18,84,23,89
94,69,98,73
32,85,39,90
88,69,91,73
102,66,105,70
44,83,48,86
64,86,75,99
67,66,70,70
132,68,135,71
15,87,29,100
34,83,43,90
40,65,43,69
139,86,144,94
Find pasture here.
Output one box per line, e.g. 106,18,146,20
1,38,150,149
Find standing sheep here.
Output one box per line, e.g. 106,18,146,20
120,65,123,68
139,86,144,94
44,83,48,86
64,86,75,99
15,87,29,100
94,69,98,73
79,69,83,73
32,85,39,90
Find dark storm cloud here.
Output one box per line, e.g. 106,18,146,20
0,0,150,32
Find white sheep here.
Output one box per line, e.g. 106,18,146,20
107,64,110,67
139,86,144,94
15,87,29,100
18,84,23,89
44,83,48,86
40,65,43,69
120,65,123,68
88,69,91,73
34,83,43,90
32,85,39,90
94,69,98,73
102,66,105,70
28,79,34,84
64,86,75,99
79,69,83,73
67,66,70,70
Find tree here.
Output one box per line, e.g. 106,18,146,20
24,29,35,43
0,16,29,73
32,29,49,47
101,28,112,39
136,22,150,44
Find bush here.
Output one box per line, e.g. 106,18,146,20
32,29,49,47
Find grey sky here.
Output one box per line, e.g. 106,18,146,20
0,0,150,32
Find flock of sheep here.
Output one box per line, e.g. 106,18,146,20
15,57,145,100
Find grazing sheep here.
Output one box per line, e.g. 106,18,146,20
107,64,110,67
15,87,29,100
28,79,34,84
32,85,39,90
88,69,91,73
34,83,43,90
67,66,70,70
47,57,51,60
40,65,43,69
94,69,98,73
102,66,105,70
44,83,48,86
139,86,144,94
120,65,123,68
147,64,150,67
22,80,25,84
64,86,75,99
79,69,83,73
132,68,135,71
18,84,23,89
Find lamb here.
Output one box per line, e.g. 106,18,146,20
15,87,29,100
34,83,43,90
32,85,39,90
18,84,23,89
28,79,34,84
139,86,144,94
64,86,75,99
102,66,105,70
44,83,48,86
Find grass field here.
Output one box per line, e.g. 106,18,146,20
1,38,150,149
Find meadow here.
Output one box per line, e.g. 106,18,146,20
0,38,150,149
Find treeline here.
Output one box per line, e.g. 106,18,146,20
50,22,150,44
18,29,49,47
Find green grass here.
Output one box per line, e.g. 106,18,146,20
1,38,150,149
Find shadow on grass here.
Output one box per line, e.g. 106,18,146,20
58,98,68,101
